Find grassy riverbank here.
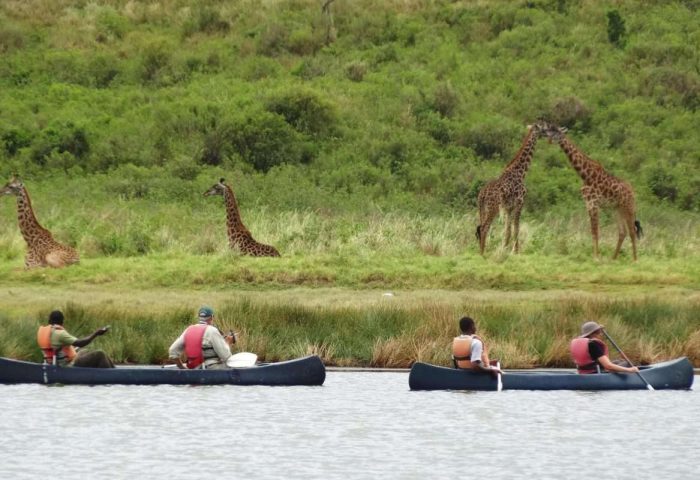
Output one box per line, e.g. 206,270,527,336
1,286,698,368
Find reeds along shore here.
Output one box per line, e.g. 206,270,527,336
1,297,698,368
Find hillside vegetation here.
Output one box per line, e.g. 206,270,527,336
0,0,699,283
1,0,698,211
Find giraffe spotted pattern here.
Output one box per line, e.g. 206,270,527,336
204,178,280,257
543,123,641,261
0,176,80,268
476,122,547,255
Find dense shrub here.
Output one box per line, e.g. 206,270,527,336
606,10,626,47
646,166,678,202
182,7,230,37
29,123,90,167
230,112,311,172
138,41,173,84
455,117,519,160
0,23,25,52
265,89,337,138
2,128,32,156
548,96,592,130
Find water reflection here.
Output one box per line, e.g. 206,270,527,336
0,373,697,479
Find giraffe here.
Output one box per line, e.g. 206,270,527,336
542,123,642,261
0,175,80,268
475,121,547,255
204,178,280,257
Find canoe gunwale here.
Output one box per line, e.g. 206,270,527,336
408,357,694,391
0,355,326,386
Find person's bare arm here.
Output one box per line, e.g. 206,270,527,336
72,326,110,348
597,355,639,373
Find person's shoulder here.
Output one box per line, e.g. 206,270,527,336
55,328,76,342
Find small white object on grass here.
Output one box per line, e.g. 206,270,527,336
382,292,394,297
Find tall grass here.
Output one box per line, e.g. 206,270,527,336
1,295,698,368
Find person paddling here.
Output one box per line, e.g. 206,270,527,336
452,316,502,377
570,321,640,375
37,310,114,368
168,306,236,370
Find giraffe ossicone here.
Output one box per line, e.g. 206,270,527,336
542,123,641,261
203,178,281,257
475,121,548,255
0,175,80,268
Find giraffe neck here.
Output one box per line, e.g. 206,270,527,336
15,187,47,243
558,136,604,184
223,185,246,232
503,128,538,178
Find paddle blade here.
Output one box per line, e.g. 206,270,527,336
496,361,503,392
227,352,258,368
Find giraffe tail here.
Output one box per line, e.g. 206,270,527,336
634,219,643,239
475,225,481,242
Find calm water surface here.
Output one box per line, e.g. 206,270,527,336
0,372,697,480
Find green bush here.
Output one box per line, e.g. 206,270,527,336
231,111,311,172
606,10,626,47
265,89,337,137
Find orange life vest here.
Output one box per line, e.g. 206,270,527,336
37,325,76,366
452,335,488,369
184,324,208,369
570,337,608,374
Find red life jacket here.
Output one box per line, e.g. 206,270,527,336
184,324,208,369
37,325,76,366
570,337,608,374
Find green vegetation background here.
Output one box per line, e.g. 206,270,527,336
0,1,698,366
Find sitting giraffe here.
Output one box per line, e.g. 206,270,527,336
542,123,642,261
0,175,80,268
476,121,547,255
204,178,280,257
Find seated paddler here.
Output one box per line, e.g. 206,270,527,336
37,310,114,368
452,316,502,377
570,321,640,375
169,306,236,370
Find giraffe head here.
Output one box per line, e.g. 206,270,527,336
542,122,568,144
0,175,24,196
528,120,549,138
204,178,227,197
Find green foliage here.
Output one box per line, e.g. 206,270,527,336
607,10,626,47
0,0,698,218
265,89,337,137
0,294,698,367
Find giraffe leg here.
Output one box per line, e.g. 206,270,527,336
45,251,66,268
479,205,499,255
587,207,600,259
502,211,512,248
612,215,626,260
625,214,638,261
512,208,523,253
24,250,43,269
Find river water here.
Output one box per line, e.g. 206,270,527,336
0,372,697,480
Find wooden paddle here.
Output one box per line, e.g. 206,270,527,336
602,330,654,391
496,361,503,392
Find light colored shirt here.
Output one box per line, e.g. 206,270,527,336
168,325,232,366
470,338,484,363
51,328,77,348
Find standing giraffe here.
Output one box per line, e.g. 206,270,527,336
476,122,547,255
543,123,642,261
0,175,80,268
204,178,280,257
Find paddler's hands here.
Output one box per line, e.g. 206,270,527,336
96,326,110,336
